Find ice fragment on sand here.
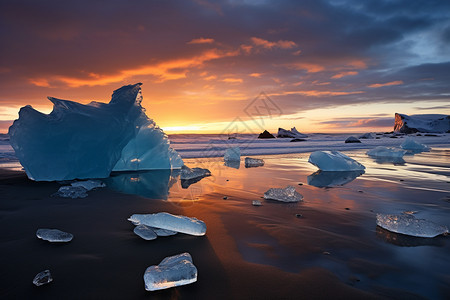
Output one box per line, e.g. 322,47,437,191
36,229,73,242
244,157,264,168
33,270,53,286
252,200,262,206
376,214,448,238
367,146,405,158
144,252,197,291
180,165,211,180
308,151,365,171
263,186,303,202
401,137,430,152
151,227,177,237
128,212,206,236
8,83,183,181
71,180,105,191
134,224,157,240
55,186,88,198
224,147,240,162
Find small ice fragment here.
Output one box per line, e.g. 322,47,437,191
134,224,157,240
71,180,105,191
345,136,361,143
33,270,53,286
308,151,365,171
263,186,303,202
55,186,88,198
244,157,264,168
128,212,206,236
358,132,374,139
151,227,177,237
252,200,262,206
401,137,430,152
180,165,211,180
224,147,240,162
144,252,197,291
376,214,449,238
36,229,73,242
367,146,405,158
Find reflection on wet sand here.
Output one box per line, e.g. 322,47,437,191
307,170,365,187
370,156,406,165
375,226,446,247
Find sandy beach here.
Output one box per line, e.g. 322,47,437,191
1,146,449,299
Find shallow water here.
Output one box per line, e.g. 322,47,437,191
0,148,449,299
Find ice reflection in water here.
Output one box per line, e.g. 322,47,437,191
307,170,364,187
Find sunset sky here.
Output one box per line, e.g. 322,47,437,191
0,0,449,134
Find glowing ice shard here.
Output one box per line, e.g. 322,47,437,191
308,151,365,171
376,214,448,238
128,212,206,236
134,224,157,240
264,186,303,202
244,157,264,168
224,147,240,162
36,229,73,242
144,253,197,291
33,270,53,286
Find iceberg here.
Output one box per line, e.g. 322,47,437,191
263,186,303,202
144,253,197,291
36,228,73,242
367,146,405,158
8,83,183,181
224,147,240,162
134,224,157,240
244,157,264,168
128,212,206,236
307,170,364,188
376,214,448,238
345,136,361,143
54,186,88,198
277,127,308,138
394,113,450,133
308,151,365,171
33,270,53,286
401,137,430,152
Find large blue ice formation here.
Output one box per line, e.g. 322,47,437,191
8,83,183,181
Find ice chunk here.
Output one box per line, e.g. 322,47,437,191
180,165,211,180
277,127,308,138
224,160,240,169
224,147,240,162
244,157,264,168
33,270,53,286
307,170,364,187
401,137,430,152
54,186,88,198
263,186,303,202
134,224,158,240
36,229,73,242
144,252,197,291
71,180,105,191
367,146,405,158
345,136,361,143
252,200,262,206
8,83,183,181
376,214,449,238
128,212,206,236
308,151,365,171
151,227,177,237
358,132,374,139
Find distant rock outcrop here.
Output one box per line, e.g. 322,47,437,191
277,127,308,138
258,130,275,139
394,113,450,134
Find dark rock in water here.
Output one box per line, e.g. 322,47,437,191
376,137,380,139
345,136,361,143
290,138,307,142
390,136,398,138
394,113,450,134
33,270,53,286
258,130,275,139
424,133,438,137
